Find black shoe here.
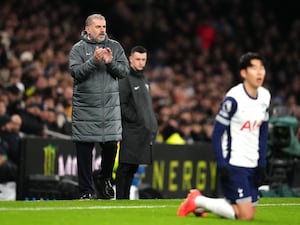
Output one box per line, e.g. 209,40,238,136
94,178,115,199
80,193,97,200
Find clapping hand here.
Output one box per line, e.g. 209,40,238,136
94,47,113,64
94,46,105,62
103,47,113,64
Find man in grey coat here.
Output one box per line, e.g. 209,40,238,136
69,14,129,199
116,46,157,199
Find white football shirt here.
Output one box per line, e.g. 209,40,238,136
215,83,271,168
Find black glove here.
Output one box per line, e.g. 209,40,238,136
256,167,267,186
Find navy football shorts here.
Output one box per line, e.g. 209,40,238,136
220,165,259,205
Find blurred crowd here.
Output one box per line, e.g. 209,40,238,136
1,0,300,154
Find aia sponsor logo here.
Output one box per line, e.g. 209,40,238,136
240,120,263,131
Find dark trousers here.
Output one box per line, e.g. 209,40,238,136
75,141,117,196
116,163,139,199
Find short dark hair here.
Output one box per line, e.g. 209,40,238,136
239,52,265,70
130,46,147,55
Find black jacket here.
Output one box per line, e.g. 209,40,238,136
118,69,157,164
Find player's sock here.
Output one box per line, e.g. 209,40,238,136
195,196,236,219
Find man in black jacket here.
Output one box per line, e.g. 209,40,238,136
116,46,157,199
69,14,129,200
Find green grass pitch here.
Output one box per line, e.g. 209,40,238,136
0,197,299,225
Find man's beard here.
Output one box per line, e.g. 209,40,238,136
92,33,106,43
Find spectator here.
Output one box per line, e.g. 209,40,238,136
0,114,22,182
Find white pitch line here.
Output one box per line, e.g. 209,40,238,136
258,203,300,207
0,203,299,211
0,205,171,211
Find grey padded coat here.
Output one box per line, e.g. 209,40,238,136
69,31,129,142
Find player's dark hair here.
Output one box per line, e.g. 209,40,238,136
239,52,266,70
130,46,147,55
